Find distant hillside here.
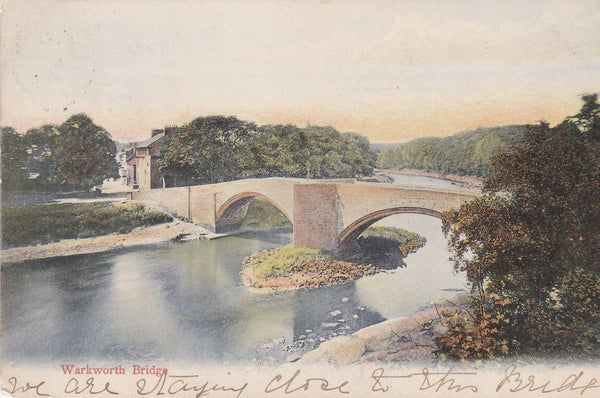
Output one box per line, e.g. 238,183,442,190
376,125,527,177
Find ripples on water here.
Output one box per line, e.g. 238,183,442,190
1,214,466,365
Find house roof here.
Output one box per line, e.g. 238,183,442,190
137,132,165,148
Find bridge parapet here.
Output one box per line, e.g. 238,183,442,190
133,178,478,247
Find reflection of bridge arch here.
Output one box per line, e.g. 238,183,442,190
338,207,442,244
216,192,292,223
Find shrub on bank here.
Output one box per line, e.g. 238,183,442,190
361,225,418,243
239,198,291,229
2,201,172,248
359,226,425,255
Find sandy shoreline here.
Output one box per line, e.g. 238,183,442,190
1,220,213,263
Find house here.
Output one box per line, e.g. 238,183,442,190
126,126,176,189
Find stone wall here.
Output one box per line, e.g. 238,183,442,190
293,184,340,250
133,186,191,221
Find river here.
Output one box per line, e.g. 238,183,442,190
1,175,469,366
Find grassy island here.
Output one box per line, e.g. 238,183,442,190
241,245,377,289
241,226,425,290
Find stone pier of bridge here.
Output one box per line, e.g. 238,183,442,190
132,178,478,250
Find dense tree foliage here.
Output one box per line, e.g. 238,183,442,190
53,114,119,190
377,125,526,177
1,127,29,191
157,116,257,185
1,114,118,192
437,95,600,359
23,124,60,190
158,117,375,184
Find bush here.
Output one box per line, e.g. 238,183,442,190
555,268,600,356
239,198,291,229
361,225,419,243
437,95,600,359
360,225,425,255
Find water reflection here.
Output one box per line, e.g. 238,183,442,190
355,214,466,318
384,172,473,191
2,215,465,365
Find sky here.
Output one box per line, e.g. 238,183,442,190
1,0,599,143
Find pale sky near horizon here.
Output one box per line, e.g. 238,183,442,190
1,0,599,143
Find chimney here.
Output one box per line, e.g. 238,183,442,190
164,125,177,136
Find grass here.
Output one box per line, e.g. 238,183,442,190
243,245,331,278
241,244,377,289
2,201,172,248
239,198,291,229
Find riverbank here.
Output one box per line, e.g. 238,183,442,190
1,219,212,263
2,201,174,248
300,296,467,364
377,168,482,189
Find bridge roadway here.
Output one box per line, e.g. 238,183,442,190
132,177,479,250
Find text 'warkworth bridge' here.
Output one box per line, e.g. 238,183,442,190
133,178,478,250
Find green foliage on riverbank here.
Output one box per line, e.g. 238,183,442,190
238,198,291,229
2,201,172,248
1,114,119,192
360,226,425,255
437,94,600,360
376,125,526,177
361,225,417,242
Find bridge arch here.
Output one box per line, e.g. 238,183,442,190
338,206,442,244
215,191,292,224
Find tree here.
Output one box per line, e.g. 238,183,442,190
158,118,375,184
158,116,257,184
340,132,376,176
53,114,119,191
438,95,600,358
376,126,526,176
251,124,309,177
23,124,59,190
1,127,28,191
302,126,375,178
471,132,505,176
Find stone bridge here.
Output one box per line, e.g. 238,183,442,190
132,177,478,250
